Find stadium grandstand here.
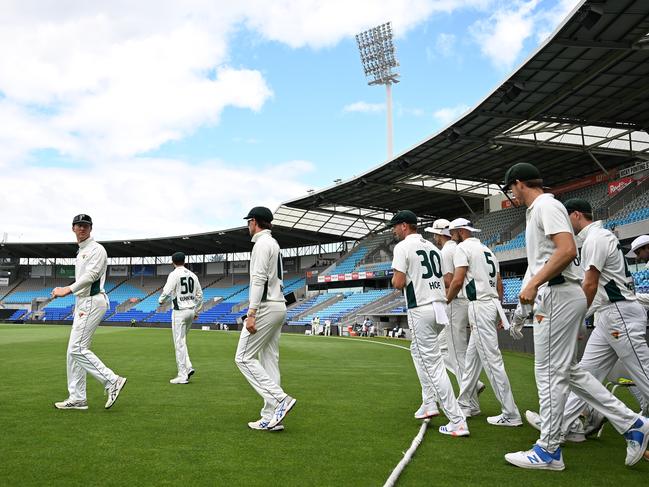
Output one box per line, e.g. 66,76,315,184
1,0,648,338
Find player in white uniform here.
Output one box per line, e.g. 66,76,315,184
446,218,521,426
388,210,469,437
159,252,204,384
501,163,649,470
235,206,295,432
427,219,485,413
627,235,649,309
52,214,127,410
526,200,649,441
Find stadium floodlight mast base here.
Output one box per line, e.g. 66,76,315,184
356,22,400,160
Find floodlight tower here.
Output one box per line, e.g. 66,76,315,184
355,22,400,159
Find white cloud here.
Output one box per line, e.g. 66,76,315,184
0,0,505,241
469,0,581,69
243,0,495,48
343,101,386,113
470,0,540,69
433,104,470,125
0,157,314,242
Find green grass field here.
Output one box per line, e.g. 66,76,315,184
1,324,647,486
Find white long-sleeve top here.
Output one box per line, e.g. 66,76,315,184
159,266,203,312
248,229,285,310
69,237,107,298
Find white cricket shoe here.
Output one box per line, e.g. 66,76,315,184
54,398,88,410
477,381,486,395
414,403,439,420
525,410,542,431
505,445,565,471
248,419,285,432
439,421,470,437
487,414,523,427
170,376,189,384
267,395,297,429
105,376,127,409
187,369,195,381
624,416,649,466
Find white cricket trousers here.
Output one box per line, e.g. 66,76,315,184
235,301,288,421
67,294,119,401
561,300,649,433
408,303,465,424
533,282,639,452
172,308,194,378
457,299,519,418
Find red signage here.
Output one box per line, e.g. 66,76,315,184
608,177,634,195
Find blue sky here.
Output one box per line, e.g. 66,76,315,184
0,0,579,242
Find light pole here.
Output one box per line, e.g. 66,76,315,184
355,22,400,159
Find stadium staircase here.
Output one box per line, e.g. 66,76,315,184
289,293,343,322
342,289,402,325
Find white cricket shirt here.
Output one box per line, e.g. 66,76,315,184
453,237,499,301
159,266,204,312
392,233,446,309
525,193,581,286
249,229,285,310
69,237,107,298
441,239,466,299
580,220,636,312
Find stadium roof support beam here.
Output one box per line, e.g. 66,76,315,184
478,111,641,131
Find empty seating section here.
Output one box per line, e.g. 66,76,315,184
474,206,526,247
493,231,525,253
634,269,649,293
356,261,392,273
286,293,332,321
105,277,166,322
283,277,306,294
492,181,648,253
3,278,73,304
296,289,393,325
188,283,249,325
324,239,383,275
556,182,609,210
8,309,27,321
502,278,523,304
605,191,649,228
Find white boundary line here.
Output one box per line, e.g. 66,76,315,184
383,419,430,487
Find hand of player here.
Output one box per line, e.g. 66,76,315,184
51,286,72,298
519,282,538,305
194,314,199,320
246,315,257,334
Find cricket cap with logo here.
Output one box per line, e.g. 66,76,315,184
626,235,649,258
385,210,418,228
72,214,92,226
448,217,481,233
424,218,451,237
501,162,542,191
243,206,274,223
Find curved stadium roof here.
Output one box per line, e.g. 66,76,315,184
3,0,649,259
